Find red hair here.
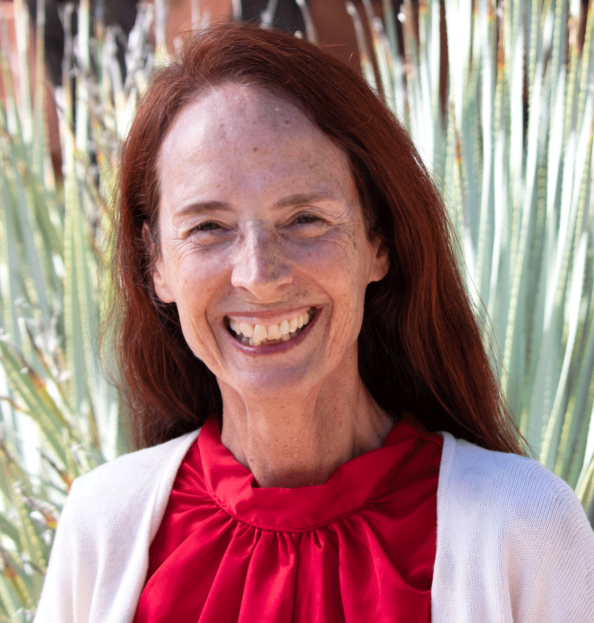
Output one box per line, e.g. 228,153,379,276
110,23,522,454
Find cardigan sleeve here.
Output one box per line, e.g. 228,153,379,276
432,434,594,623
34,480,94,623
504,467,594,622
33,430,201,623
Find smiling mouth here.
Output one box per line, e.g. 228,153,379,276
226,307,318,346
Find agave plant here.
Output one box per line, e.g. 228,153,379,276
346,0,594,518
0,0,593,617
0,0,157,615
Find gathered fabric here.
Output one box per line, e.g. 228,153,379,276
134,416,443,623
34,418,594,623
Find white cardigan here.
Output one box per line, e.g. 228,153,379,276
34,430,594,622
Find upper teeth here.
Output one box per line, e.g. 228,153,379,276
229,310,313,346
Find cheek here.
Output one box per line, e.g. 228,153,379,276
170,246,224,301
294,236,369,324
169,252,226,343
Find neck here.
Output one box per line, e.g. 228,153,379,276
218,358,394,488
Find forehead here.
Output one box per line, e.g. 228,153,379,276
157,84,356,206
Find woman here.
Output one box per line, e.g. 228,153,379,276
35,24,594,622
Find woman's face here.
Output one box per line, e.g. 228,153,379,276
153,84,388,402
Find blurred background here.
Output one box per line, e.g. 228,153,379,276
1,0,594,618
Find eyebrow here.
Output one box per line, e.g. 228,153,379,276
273,192,336,209
174,201,232,219
174,192,336,219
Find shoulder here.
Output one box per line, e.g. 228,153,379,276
64,429,200,534
35,430,201,623
439,434,594,596
433,434,594,622
440,433,590,536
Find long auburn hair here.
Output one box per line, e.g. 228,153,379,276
110,23,523,454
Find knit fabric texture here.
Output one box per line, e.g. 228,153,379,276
35,430,594,622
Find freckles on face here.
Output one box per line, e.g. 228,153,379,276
153,84,387,393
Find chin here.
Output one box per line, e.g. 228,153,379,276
232,365,320,401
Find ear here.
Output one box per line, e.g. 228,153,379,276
142,222,175,304
369,241,390,283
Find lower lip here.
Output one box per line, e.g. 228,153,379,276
225,310,320,356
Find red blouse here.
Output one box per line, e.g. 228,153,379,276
134,414,443,622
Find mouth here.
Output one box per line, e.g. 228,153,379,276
225,307,318,346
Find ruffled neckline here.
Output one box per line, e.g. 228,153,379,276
136,412,443,622
200,414,426,532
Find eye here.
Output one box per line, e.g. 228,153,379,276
285,213,328,239
189,221,221,233
294,213,323,225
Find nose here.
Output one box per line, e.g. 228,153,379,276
230,222,293,298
